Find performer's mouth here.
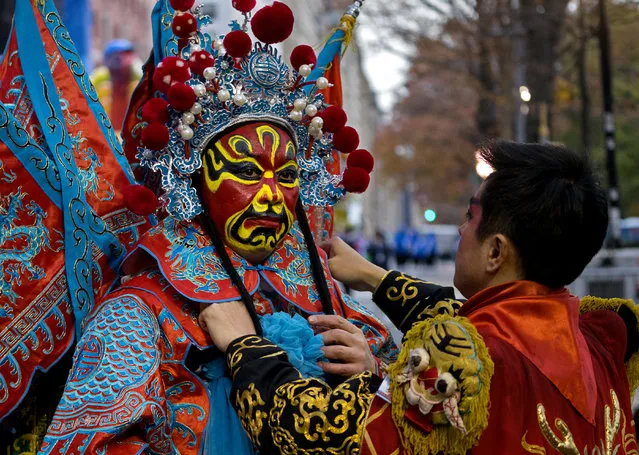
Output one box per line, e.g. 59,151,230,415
244,215,283,230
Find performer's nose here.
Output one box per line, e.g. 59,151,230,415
258,180,282,204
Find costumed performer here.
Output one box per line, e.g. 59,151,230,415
37,0,397,454
199,141,639,455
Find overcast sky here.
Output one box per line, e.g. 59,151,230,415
358,22,410,114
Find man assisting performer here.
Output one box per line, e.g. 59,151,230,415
200,141,639,454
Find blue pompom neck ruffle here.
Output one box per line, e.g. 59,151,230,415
260,312,326,380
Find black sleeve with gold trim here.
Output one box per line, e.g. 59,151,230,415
227,335,375,454
372,271,459,333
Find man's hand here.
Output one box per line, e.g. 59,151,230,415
199,301,257,353
320,237,387,293
309,315,377,377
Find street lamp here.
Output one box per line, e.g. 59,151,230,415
520,86,532,103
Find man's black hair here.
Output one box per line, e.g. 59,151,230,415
477,140,609,288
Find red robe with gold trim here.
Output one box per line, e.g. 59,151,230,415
362,280,639,454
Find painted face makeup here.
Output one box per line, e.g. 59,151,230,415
201,121,299,263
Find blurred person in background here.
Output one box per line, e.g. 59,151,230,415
367,230,392,270
90,39,142,133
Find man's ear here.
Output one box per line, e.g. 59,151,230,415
485,234,510,274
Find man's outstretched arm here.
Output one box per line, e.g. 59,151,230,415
372,270,458,333
323,238,458,333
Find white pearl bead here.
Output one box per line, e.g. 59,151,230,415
179,125,194,140
191,44,202,53
311,117,324,128
190,102,203,115
293,98,307,111
309,126,322,138
316,77,330,90
299,64,312,77
214,39,224,50
193,84,207,97
203,67,217,80
182,112,195,125
218,89,231,102
288,110,303,122
233,93,248,106
305,104,318,117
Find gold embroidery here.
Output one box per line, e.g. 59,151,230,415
373,270,394,295
235,383,267,446
228,336,282,380
385,273,429,307
604,390,621,455
525,390,633,455
537,404,579,455
268,373,373,454
522,431,547,454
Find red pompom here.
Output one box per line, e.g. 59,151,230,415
170,0,195,11
223,30,253,58
290,45,316,71
251,2,294,44
342,167,371,193
232,0,256,13
123,184,159,216
189,50,215,76
319,106,348,134
332,126,360,154
142,98,170,124
141,123,171,151
168,83,197,111
172,12,198,39
153,56,191,93
124,139,140,158
347,149,375,173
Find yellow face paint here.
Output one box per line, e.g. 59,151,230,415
200,121,300,262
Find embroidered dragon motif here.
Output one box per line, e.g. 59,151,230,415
0,188,61,314
71,132,115,202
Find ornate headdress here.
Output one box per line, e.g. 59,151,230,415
128,0,375,221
